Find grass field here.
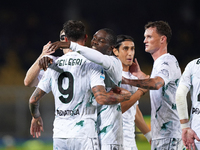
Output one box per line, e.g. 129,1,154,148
0,139,150,150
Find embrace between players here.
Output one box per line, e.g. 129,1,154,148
24,20,200,150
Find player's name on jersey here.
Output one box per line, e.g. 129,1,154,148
57,109,80,116
56,58,83,66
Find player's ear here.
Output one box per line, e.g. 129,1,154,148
113,48,119,57
64,37,68,42
160,35,166,44
84,34,88,43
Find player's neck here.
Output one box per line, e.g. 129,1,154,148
152,46,167,61
122,65,129,72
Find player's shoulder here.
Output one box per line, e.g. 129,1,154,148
162,53,177,61
58,52,86,60
189,58,200,65
184,58,200,70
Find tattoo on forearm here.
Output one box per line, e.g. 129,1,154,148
29,88,45,118
92,86,131,105
131,79,162,90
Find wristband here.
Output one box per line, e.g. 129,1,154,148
144,131,152,142
181,122,190,129
138,89,145,95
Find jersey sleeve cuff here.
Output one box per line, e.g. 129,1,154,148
69,41,78,51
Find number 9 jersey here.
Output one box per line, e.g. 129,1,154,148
38,52,105,139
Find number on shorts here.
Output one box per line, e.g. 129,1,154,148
58,72,74,103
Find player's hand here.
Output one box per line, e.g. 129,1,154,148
129,58,141,74
119,87,132,101
121,76,130,84
48,41,70,52
130,58,149,79
41,41,55,56
39,56,53,71
30,117,44,138
110,86,121,94
182,128,200,150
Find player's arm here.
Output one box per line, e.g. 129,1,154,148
135,105,152,143
24,42,54,87
48,41,112,69
176,84,190,127
129,58,149,79
176,83,200,149
92,85,132,105
121,88,148,113
122,76,164,90
29,88,46,138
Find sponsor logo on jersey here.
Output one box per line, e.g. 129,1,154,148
192,107,200,115
56,58,83,66
57,109,80,116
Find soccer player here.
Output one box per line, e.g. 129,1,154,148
122,21,184,149
176,58,200,150
29,21,132,150
113,35,151,150
48,28,147,150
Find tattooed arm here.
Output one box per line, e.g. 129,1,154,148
29,87,46,138
122,76,164,90
92,85,131,105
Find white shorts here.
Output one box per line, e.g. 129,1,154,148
151,138,184,150
195,140,200,150
100,144,124,150
123,145,138,150
53,138,99,150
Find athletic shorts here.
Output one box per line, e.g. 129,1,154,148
53,138,99,150
151,138,184,150
195,140,200,150
123,145,138,150
100,144,123,150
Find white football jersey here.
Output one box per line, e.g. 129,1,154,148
97,56,123,146
37,55,59,82
69,42,124,146
38,52,105,139
121,71,138,149
179,58,200,140
150,53,182,140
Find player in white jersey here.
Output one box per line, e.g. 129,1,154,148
29,51,131,150
122,21,184,150
48,28,148,150
176,58,200,150
113,35,151,150
29,22,132,150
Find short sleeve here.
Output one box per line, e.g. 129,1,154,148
37,68,52,93
89,63,105,88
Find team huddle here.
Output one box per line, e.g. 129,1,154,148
24,20,200,150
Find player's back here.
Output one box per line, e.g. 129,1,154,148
39,52,104,139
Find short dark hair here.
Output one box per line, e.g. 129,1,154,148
145,21,172,44
114,35,134,49
101,28,117,46
63,20,86,42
